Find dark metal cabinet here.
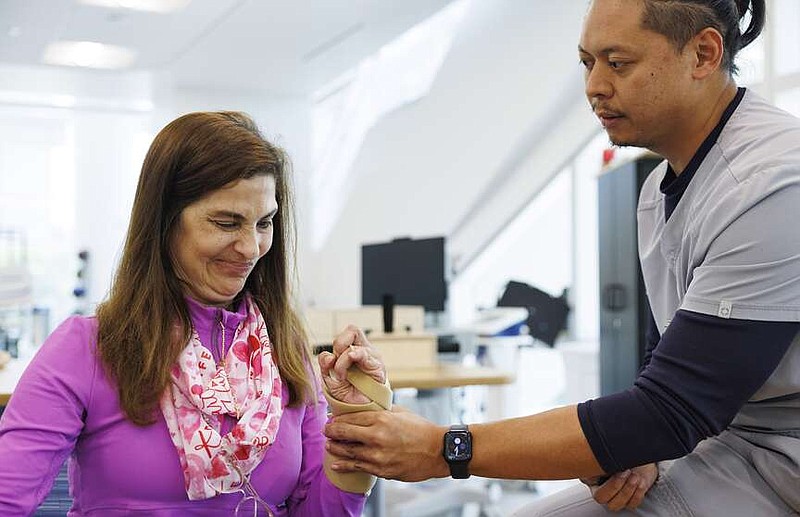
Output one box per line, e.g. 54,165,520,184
597,156,661,395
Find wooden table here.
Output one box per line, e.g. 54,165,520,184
388,364,514,390
2,359,515,405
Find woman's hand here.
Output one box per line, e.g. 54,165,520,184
317,325,387,404
581,463,659,511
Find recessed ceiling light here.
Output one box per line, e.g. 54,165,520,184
42,41,137,69
79,0,191,14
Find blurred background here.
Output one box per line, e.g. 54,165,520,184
0,1,799,515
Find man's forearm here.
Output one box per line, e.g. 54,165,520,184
469,405,605,480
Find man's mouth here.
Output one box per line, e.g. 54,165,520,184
595,110,624,128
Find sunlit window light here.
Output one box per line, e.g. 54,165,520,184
0,91,77,108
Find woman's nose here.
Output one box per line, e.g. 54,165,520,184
235,229,260,260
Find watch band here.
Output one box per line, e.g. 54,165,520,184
449,459,470,479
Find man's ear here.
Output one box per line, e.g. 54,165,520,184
691,27,726,79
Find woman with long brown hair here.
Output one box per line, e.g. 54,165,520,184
0,111,386,516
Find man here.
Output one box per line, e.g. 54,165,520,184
320,1,800,514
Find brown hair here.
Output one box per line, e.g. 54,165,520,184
639,0,766,75
96,111,314,426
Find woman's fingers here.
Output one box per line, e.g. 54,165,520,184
329,325,386,384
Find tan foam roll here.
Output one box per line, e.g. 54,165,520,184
323,367,392,494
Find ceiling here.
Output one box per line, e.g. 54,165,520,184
0,0,454,96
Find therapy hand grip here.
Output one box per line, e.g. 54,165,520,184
323,367,392,493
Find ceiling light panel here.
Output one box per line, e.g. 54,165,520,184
42,41,137,69
78,0,192,14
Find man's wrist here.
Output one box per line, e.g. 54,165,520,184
431,425,451,478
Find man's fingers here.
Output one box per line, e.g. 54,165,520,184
592,464,659,510
328,456,381,477
324,411,382,434
326,439,366,460
592,470,630,504
327,446,396,479
606,474,639,511
625,479,649,510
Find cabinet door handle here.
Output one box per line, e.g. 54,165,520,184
603,284,627,311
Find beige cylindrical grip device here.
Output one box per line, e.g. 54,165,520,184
323,366,392,493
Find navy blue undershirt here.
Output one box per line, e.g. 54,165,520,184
578,87,800,474
659,87,745,221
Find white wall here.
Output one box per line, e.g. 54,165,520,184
449,168,574,327
303,0,596,310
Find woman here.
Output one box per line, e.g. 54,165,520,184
0,111,384,516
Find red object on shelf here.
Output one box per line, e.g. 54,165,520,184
602,148,616,166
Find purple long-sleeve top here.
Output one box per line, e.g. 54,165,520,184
0,298,366,516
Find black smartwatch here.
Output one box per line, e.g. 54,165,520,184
442,424,472,479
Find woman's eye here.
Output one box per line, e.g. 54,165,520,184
257,219,273,230
214,221,237,229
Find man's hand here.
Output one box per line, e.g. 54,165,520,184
317,325,386,404
324,406,449,482
581,463,658,511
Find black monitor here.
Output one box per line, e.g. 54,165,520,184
361,236,447,313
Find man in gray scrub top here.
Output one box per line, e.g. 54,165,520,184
322,1,800,515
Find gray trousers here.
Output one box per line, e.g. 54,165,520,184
512,433,799,517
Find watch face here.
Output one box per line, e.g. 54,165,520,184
445,431,471,461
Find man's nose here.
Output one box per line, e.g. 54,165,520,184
585,66,612,103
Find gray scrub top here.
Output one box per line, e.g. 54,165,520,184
637,90,800,509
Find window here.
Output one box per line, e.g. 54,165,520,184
0,108,76,351
774,0,800,77
776,86,800,117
